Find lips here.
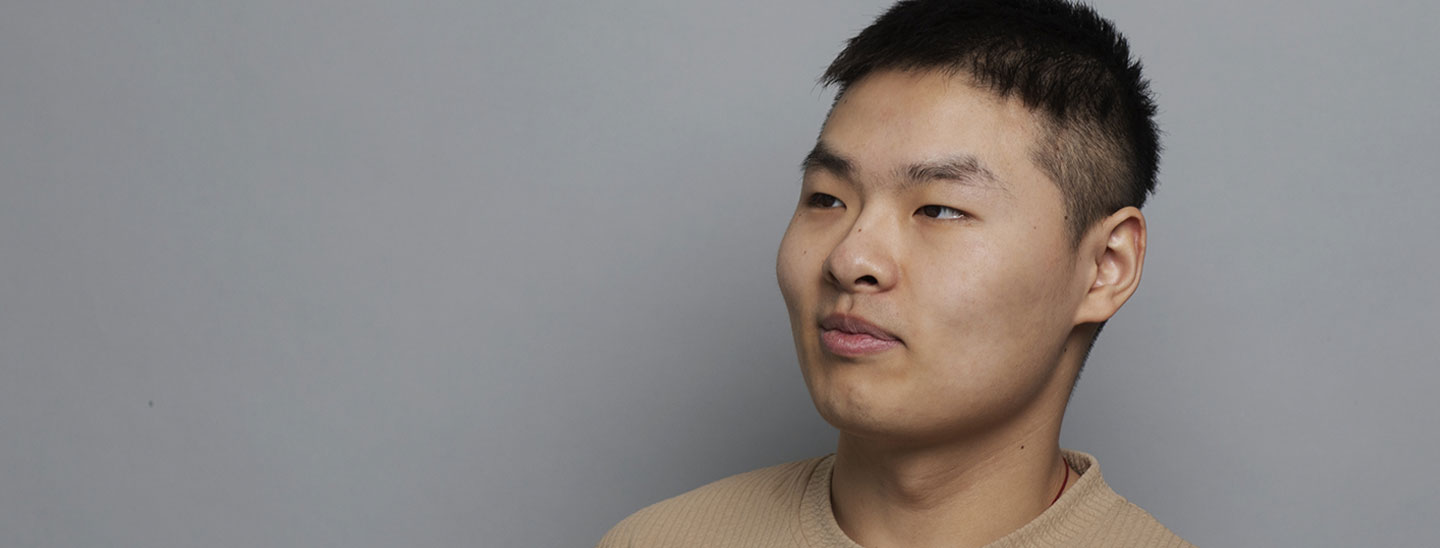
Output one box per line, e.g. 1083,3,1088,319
819,314,901,357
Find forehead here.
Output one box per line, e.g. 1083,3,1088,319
817,70,1053,193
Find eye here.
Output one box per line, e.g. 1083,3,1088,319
806,193,845,209
917,204,967,220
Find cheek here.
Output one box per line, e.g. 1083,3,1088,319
918,242,1072,346
776,225,817,309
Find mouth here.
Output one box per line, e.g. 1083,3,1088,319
819,313,901,357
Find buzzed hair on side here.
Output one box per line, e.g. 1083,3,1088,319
821,0,1161,244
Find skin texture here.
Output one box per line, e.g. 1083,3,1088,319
776,69,1147,548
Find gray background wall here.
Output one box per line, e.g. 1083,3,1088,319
2,1,1437,547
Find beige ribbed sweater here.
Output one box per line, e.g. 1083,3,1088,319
598,450,1193,547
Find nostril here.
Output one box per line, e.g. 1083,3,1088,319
856,275,879,285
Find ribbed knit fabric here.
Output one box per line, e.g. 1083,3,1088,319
597,450,1193,548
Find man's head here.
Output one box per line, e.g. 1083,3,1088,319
777,0,1158,444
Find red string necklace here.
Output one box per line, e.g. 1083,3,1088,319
1048,460,1070,507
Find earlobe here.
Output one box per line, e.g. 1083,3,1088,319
1075,207,1147,325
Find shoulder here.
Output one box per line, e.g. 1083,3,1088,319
1088,497,1195,548
1059,451,1195,548
596,456,828,548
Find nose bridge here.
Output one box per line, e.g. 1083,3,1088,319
825,202,898,291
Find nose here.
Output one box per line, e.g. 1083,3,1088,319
823,215,899,293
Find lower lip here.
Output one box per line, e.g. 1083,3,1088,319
821,329,900,357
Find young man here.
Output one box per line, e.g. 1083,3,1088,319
600,1,1192,546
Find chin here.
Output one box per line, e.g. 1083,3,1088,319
809,374,1031,446
816,405,956,446
810,398,892,439
807,378,924,439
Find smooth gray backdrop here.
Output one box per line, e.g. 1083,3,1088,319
3,1,1437,547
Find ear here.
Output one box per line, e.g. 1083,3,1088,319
1074,207,1147,325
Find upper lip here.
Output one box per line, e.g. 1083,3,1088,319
820,313,899,341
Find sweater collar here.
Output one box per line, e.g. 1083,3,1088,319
799,450,1124,548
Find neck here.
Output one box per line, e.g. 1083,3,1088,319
832,427,1067,548
828,349,1084,548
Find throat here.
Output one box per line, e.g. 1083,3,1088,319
829,435,1069,548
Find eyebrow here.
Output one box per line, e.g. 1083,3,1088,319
901,155,1002,190
801,142,854,178
801,141,1007,193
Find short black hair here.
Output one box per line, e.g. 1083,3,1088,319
821,0,1161,243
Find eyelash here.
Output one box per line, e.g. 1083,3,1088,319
806,193,968,220
806,193,844,209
